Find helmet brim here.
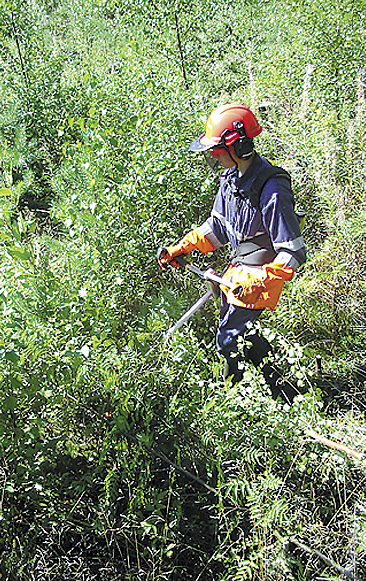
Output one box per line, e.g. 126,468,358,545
189,133,217,152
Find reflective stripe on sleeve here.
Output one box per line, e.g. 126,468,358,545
275,251,300,271
198,223,223,250
273,236,305,253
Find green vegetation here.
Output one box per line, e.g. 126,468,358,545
0,0,365,579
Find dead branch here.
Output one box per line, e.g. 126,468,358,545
305,428,363,461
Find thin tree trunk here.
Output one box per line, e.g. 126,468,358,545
357,67,365,121
305,428,363,461
11,11,29,91
290,538,356,581
174,12,192,109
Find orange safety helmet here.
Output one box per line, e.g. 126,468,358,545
190,103,262,152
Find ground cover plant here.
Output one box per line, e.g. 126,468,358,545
0,0,366,579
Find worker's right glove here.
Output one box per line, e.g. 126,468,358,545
157,246,183,269
157,228,217,269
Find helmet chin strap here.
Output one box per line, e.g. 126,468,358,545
223,143,239,169
218,129,239,169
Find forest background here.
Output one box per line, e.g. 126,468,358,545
0,0,366,579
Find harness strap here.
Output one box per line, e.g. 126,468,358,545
231,232,277,267
237,165,291,208
229,164,303,267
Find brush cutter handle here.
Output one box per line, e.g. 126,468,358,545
174,255,234,289
157,246,183,269
158,247,233,288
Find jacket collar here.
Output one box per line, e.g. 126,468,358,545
224,153,264,194
236,153,263,187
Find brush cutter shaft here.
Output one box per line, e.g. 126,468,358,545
164,290,212,341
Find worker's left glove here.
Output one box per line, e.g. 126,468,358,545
158,228,217,269
221,262,294,310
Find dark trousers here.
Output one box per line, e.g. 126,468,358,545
216,294,299,403
216,293,263,367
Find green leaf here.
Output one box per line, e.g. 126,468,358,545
4,396,17,411
7,246,32,262
11,221,21,241
0,188,12,197
11,377,22,388
5,350,19,364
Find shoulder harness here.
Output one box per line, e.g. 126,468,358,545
230,165,305,266
238,165,291,208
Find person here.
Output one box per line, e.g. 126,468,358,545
158,103,306,403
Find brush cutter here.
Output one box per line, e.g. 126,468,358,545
163,289,213,342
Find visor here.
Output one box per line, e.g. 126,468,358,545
189,132,221,152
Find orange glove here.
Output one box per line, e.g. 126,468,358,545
157,245,184,268
221,262,294,310
231,277,266,304
158,228,216,268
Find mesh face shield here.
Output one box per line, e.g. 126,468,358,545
203,142,238,174
203,149,222,175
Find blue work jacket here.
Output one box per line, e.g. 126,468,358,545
198,153,306,271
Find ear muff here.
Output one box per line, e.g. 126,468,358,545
232,120,254,159
233,138,254,158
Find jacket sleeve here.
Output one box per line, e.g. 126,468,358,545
260,177,306,271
